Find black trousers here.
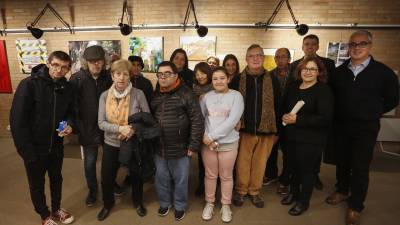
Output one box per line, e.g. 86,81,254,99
130,171,144,207
101,143,120,209
23,150,64,220
265,140,291,186
335,120,380,212
287,141,322,206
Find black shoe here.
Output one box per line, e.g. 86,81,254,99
136,204,147,217
158,206,170,217
250,194,264,208
114,183,126,197
314,176,324,190
195,184,205,197
85,191,97,207
232,192,245,207
281,194,296,205
97,207,112,221
288,203,309,216
174,210,185,221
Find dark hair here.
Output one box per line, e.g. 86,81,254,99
128,55,145,68
303,34,319,44
276,48,291,58
157,61,178,74
48,51,72,66
193,62,212,85
212,66,229,78
295,56,327,83
222,54,240,75
206,56,220,65
169,48,189,70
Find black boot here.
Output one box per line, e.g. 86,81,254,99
288,202,309,216
97,206,112,221
136,204,147,217
281,193,297,205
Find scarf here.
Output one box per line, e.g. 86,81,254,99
239,67,277,133
105,82,132,126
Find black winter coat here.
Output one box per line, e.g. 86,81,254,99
151,80,204,159
119,112,161,180
131,74,154,104
70,69,112,146
10,64,75,160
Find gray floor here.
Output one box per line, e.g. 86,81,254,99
0,137,399,225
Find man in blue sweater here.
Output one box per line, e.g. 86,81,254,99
327,30,399,225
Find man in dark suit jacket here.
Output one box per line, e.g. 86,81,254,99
288,34,336,191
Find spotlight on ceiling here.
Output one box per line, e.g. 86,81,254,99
118,0,132,36
295,24,309,36
26,3,73,39
183,0,208,37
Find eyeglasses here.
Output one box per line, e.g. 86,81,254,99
50,63,70,72
156,71,176,78
302,67,318,73
349,41,371,49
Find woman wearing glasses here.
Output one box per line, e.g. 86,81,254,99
281,57,333,216
97,59,150,221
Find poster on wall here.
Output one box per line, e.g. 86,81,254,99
0,41,12,93
180,36,216,61
263,48,295,71
15,39,48,74
128,37,163,73
326,42,350,67
69,40,121,74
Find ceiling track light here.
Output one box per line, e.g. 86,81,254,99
26,3,74,39
183,0,208,37
118,0,132,36
262,0,309,36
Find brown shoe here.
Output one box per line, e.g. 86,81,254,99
325,192,348,205
346,208,360,225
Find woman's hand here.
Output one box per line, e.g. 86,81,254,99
119,125,135,140
203,134,213,146
282,113,297,125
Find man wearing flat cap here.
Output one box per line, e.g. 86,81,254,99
70,45,113,207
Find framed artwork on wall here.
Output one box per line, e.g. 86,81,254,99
326,42,350,67
69,40,121,74
128,37,164,73
180,36,216,61
0,41,12,93
263,48,295,71
15,39,48,74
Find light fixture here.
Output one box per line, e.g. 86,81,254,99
263,0,309,36
183,0,208,37
26,3,73,39
118,0,132,36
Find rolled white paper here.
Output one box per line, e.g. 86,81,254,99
282,100,305,126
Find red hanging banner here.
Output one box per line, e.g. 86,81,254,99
0,40,12,93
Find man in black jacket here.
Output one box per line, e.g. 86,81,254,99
151,61,204,221
69,45,113,207
327,30,399,225
289,34,336,190
128,55,153,104
10,51,75,225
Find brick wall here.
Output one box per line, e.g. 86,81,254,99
1,0,400,137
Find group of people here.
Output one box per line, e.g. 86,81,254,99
9,29,399,225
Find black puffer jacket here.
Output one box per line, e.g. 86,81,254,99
70,69,112,146
10,64,75,160
151,80,204,159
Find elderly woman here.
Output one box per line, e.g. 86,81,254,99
281,56,333,216
97,59,150,221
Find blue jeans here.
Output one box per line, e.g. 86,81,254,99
83,145,99,193
154,154,190,211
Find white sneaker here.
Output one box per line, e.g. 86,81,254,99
221,204,232,223
202,202,214,221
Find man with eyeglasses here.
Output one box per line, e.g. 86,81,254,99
233,44,281,208
288,34,336,191
263,48,291,196
10,51,75,225
151,61,204,221
70,45,115,207
328,30,399,225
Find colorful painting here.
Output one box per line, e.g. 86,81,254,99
15,39,48,74
327,42,350,67
69,40,121,74
129,37,163,72
0,41,12,93
263,48,295,71
180,36,216,61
